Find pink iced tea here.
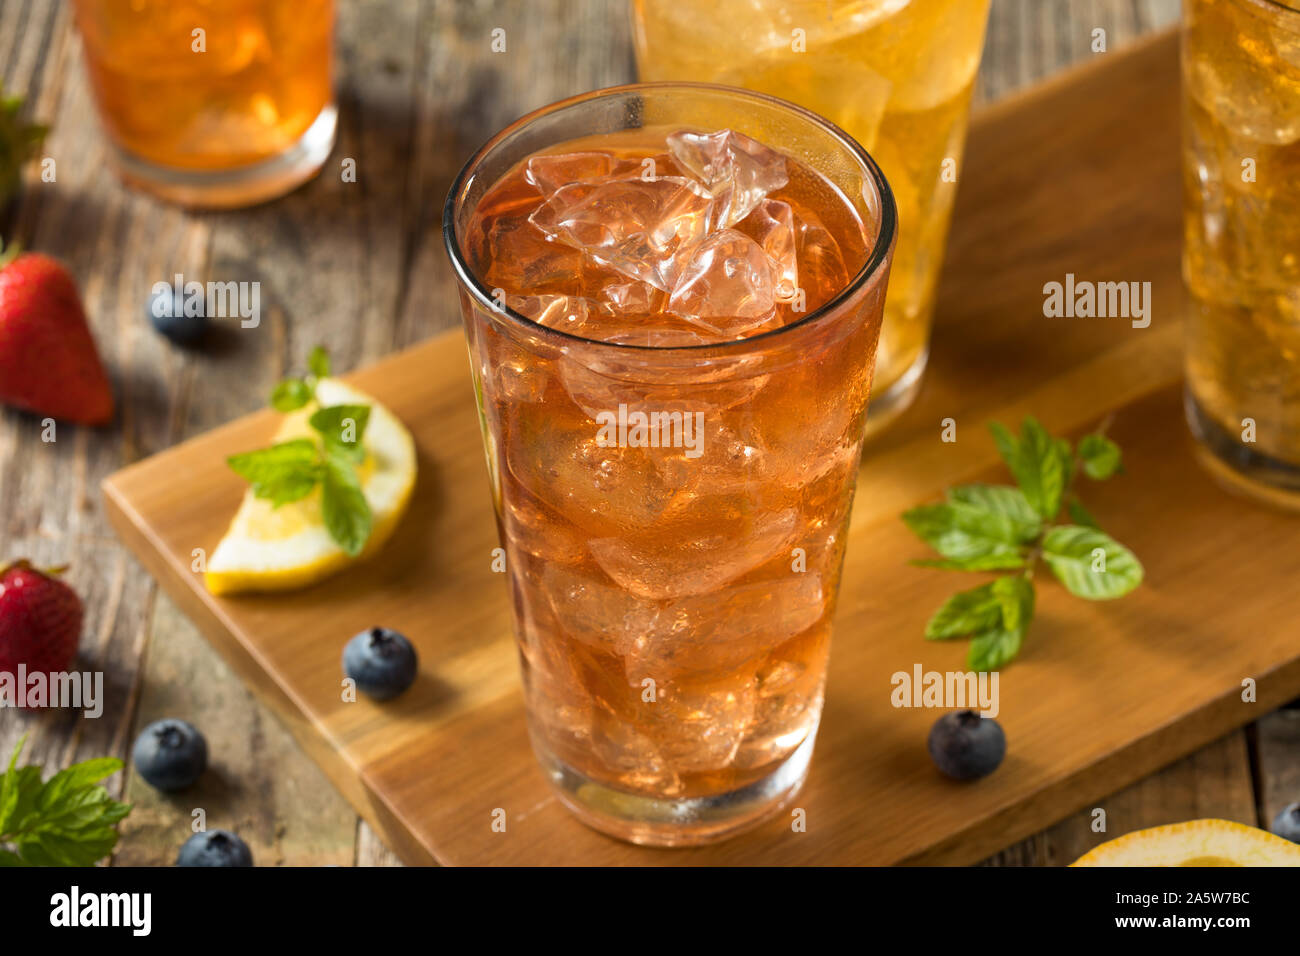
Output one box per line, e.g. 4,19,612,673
446,86,894,845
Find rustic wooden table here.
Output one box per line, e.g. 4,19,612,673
2,0,1295,867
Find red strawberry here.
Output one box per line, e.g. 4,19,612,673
0,560,83,679
0,244,113,424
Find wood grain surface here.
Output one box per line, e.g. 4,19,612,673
101,27,1300,866
9,0,1291,869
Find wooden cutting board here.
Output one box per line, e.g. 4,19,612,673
102,30,1300,866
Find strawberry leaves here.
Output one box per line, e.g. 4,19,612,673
0,87,47,210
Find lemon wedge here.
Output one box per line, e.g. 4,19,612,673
205,379,416,595
1071,819,1300,867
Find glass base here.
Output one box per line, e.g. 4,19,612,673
1185,389,1300,511
107,105,338,209
863,346,928,439
536,732,816,847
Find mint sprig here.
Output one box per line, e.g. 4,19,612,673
0,736,131,867
227,348,373,556
904,416,1143,671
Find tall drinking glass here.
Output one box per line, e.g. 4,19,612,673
1182,0,1300,504
632,0,991,433
72,0,337,208
443,85,895,845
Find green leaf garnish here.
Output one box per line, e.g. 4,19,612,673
988,417,1069,520
228,438,316,482
228,349,374,553
0,736,131,867
900,501,1028,566
270,378,313,412
1042,525,1143,600
905,417,1141,669
309,403,370,463
945,484,1041,537
1077,433,1122,480
968,626,1023,672
321,451,372,557
308,345,331,379
911,554,1028,571
991,574,1035,633
228,439,322,507
924,582,1002,640
1066,496,1099,528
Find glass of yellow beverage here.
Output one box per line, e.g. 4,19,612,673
632,0,991,433
1182,0,1300,504
72,0,336,208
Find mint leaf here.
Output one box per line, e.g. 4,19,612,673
912,555,1028,571
908,418,1139,670
968,626,1023,672
35,758,123,813
1066,496,1099,528
261,464,323,508
988,421,1019,467
270,378,313,412
946,484,1041,539
1077,433,1121,480
321,452,372,556
960,577,1033,670
310,404,370,462
1056,438,1074,480
228,439,322,506
1042,525,1143,600
902,501,1027,566
991,574,1035,633
992,417,1068,519
18,829,121,867
925,583,1002,639
0,741,131,867
308,346,331,380
0,737,24,829
228,439,317,482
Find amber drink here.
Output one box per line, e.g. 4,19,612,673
633,0,990,432
73,0,336,207
444,85,894,845
1183,0,1300,502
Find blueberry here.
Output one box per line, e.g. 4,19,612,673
1271,802,1300,844
176,829,253,867
927,710,1006,780
147,284,208,346
343,627,418,700
132,718,208,792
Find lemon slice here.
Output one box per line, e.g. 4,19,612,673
205,379,416,596
1071,819,1300,867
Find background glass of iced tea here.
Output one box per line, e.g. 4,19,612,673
1182,0,1300,504
444,85,895,845
73,0,336,208
632,0,990,434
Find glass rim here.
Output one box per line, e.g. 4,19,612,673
441,81,898,355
